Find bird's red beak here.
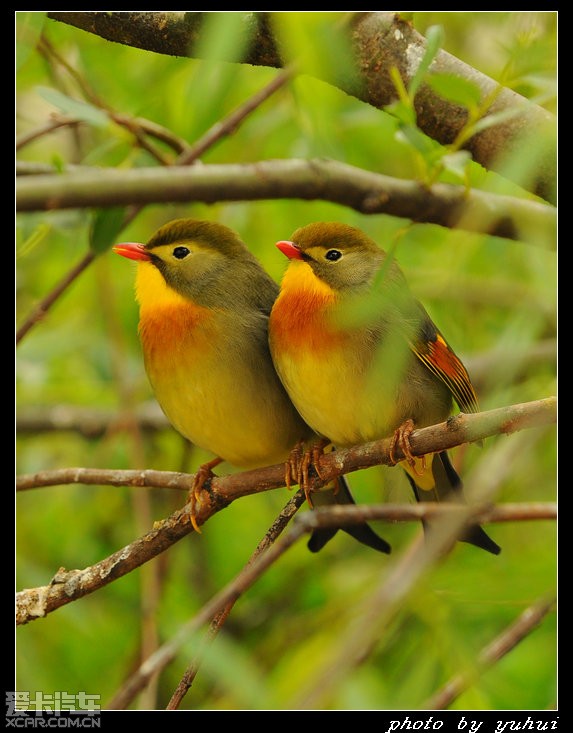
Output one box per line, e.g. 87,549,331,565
112,242,152,261
276,240,304,260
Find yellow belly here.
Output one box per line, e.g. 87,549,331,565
140,302,309,469
273,346,392,447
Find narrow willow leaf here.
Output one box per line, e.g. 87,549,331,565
16,12,46,70
441,150,473,180
426,72,483,110
396,125,435,155
16,223,51,260
36,87,109,127
408,24,445,99
469,105,525,135
90,208,127,254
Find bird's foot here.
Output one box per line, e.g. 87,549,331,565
187,457,223,533
389,419,426,477
284,438,330,507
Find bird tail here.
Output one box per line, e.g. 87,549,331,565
307,475,392,554
403,451,501,555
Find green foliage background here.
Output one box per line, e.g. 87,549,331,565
16,12,556,711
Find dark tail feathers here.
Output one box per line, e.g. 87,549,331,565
307,475,391,554
406,451,501,556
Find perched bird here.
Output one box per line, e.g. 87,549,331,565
268,221,501,555
113,218,390,553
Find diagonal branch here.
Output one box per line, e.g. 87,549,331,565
16,61,292,346
106,429,555,709
16,159,555,245
47,11,556,203
424,594,556,710
165,489,307,710
106,504,554,709
16,397,556,626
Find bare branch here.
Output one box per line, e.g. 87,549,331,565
17,397,556,496
425,595,557,709
16,397,556,626
15,62,293,347
15,251,96,344
16,403,168,439
16,159,555,245
16,116,81,150
47,11,555,202
286,426,547,709
165,490,307,710
106,428,554,709
15,340,556,441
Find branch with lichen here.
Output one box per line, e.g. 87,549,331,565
47,11,556,202
16,396,556,627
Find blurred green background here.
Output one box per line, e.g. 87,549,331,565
16,12,556,711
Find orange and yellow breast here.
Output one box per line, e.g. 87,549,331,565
270,261,347,354
133,261,309,468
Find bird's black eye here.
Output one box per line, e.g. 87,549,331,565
325,249,342,261
173,246,190,260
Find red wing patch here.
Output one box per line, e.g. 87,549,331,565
412,332,479,414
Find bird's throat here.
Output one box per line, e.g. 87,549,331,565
135,261,212,365
271,262,344,352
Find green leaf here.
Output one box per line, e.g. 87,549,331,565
195,11,255,63
16,222,51,260
90,208,127,254
395,125,435,155
273,12,354,87
408,24,445,99
36,87,109,127
469,105,523,135
386,99,416,126
426,72,483,110
16,12,46,70
441,150,472,180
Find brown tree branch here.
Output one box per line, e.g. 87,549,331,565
16,397,556,496
16,403,169,439
286,426,549,709
15,340,556,440
47,11,556,202
106,427,554,709
15,159,555,245
15,251,96,345
16,60,294,347
16,397,556,626
424,594,557,709
165,489,307,710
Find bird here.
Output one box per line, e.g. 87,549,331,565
113,218,391,554
268,221,501,555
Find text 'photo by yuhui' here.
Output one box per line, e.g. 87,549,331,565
16,11,556,713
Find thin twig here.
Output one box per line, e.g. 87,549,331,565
176,66,294,165
287,428,545,709
16,116,81,150
16,251,96,344
15,397,556,626
424,595,557,709
166,490,307,710
106,427,553,709
16,58,294,345
106,512,309,709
